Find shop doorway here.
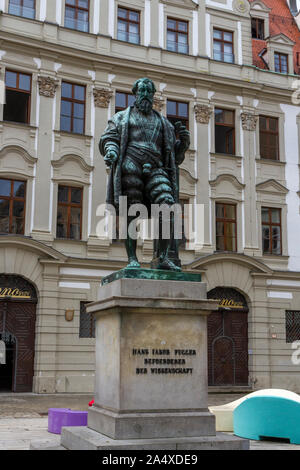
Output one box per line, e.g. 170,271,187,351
0,275,37,393
207,287,249,386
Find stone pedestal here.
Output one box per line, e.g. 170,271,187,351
87,278,215,440
57,276,249,450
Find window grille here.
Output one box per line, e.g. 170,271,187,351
286,311,300,343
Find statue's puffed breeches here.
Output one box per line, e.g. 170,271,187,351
121,155,175,206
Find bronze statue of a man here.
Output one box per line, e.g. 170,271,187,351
99,78,190,271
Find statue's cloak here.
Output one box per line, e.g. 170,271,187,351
99,106,179,211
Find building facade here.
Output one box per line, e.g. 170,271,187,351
0,0,300,393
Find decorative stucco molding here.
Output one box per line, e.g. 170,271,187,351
93,88,113,108
241,112,258,131
38,76,58,98
233,0,250,15
194,104,213,124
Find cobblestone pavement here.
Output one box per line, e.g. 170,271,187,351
0,393,299,450
0,392,243,418
0,393,94,418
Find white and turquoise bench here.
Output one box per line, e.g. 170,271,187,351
234,389,300,444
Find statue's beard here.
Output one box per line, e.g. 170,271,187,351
136,98,153,114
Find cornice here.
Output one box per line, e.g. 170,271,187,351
0,235,67,262
160,0,198,9
0,144,37,164
51,154,94,173
0,24,297,103
209,174,245,190
179,167,198,184
267,33,295,46
187,252,274,274
250,0,272,13
256,179,289,194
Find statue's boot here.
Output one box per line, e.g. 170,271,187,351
157,257,181,272
156,237,181,272
125,232,141,269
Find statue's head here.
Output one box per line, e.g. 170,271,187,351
132,78,156,114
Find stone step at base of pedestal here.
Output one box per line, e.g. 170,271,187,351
88,407,216,440
58,426,249,450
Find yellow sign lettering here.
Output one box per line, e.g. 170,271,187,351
0,287,31,299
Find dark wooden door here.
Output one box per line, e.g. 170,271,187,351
208,309,248,386
0,301,36,392
212,337,234,385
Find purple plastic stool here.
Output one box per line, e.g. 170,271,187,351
48,408,88,434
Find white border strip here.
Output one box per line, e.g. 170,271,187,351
60,268,114,277
267,280,300,287
267,291,293,299
59,282,91,289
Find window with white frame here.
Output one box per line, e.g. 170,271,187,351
8,0,35,19
64,0,89,32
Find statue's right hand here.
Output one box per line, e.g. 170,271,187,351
104,150,118,167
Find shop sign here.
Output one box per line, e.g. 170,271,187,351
0,287,31,299
219,298,245,309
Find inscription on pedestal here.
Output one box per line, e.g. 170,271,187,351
132,348,197,375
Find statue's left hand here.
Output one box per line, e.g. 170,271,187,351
176,122,190,151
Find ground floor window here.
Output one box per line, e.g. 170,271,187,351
286,311,300,343
79,301,95,338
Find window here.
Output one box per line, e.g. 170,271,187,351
251,18,264,39
79,301,95,338
274,52,288,74
57,185,83,240
115,91,135,113
213,29,234,63
117,7,140,44
0,178,26,235
167,18,189,54
178,198,189,247
259,116,279,160
4,70,31,124
167,100,189,130
286,311,300,343
216,203,237,252
60,82,86,134
65,0,89,32
8,0,35,19
215,108,235,155
261,207,281,255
